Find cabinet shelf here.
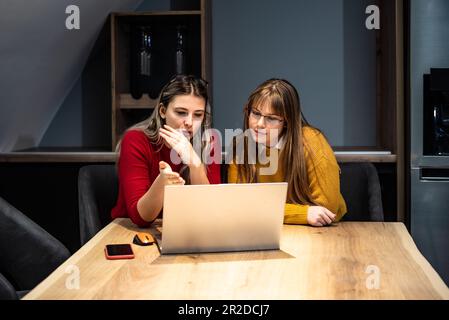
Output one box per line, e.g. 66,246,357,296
118,94,156,109
113,11,202,17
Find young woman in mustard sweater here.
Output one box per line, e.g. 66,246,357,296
227,79,347,227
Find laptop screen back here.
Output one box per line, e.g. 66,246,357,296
161,183,288,254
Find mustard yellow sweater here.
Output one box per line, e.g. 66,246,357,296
228,126,347,225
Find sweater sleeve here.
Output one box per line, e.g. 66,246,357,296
284,127,347,225
284,154,345,225
284,204,309,225
308,148,346,221
117,131,154,227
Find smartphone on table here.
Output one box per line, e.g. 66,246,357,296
104,244,135,260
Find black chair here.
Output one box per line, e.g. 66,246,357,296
0,197,70,300
0,273,17,300
78,165,118,246
339,162,384,222
221,163,229,183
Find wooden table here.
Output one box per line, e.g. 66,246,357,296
23,219,449,300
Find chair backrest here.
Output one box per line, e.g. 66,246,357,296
339,162,384,222
0,272,18,300
221,163,229,184
0,197,70,292
78,165,118,245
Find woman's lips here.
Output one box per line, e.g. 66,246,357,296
254,129,267,135
180,129,192,138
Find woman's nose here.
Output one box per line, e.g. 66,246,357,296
256,116,266,128
184,115,193,127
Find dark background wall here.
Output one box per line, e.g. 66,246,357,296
212,0,376,147
39,0,378,149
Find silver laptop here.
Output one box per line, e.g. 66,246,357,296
160,183,288,254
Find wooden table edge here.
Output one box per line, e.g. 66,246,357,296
23,219,449,300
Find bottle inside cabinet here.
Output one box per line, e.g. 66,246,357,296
175,25,187,75
112,11,206,149
127,19,200,101
130,26,153,99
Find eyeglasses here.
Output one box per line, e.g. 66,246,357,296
249,109,284,127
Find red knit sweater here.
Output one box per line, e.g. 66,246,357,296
111,130,221,227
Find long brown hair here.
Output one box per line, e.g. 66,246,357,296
235,78,322,206
116,75,212,182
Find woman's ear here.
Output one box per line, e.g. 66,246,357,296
159,104,166,119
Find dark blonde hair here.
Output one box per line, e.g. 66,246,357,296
234,78,323,206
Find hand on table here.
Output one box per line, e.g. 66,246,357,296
307,206,336,227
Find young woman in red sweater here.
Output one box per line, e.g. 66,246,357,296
111,75,221,227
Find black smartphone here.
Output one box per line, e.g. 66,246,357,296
104,244,135,260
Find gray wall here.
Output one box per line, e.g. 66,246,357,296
40,0,167,148
40,77,83,147
0,0,143,152
343,0,377,146
212,0,376,147
40,15,113,148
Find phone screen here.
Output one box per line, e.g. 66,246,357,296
105,244,133,256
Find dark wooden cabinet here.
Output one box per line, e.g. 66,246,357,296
110,0,211,149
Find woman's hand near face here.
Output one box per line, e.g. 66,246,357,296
307,206,336,227
158,161,185,185
159,125,210,185
159,125,201,167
